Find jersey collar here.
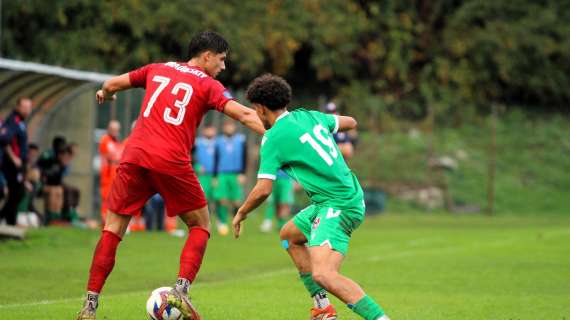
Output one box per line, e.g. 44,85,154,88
275,110,290,123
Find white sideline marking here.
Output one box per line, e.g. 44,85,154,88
0,268,294,309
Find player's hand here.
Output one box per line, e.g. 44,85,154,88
238,174,246,185
12,156,22,169
96,89,116,104
232,211,247,239
24,180,33,192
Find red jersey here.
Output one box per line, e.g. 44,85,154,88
122,62,231,174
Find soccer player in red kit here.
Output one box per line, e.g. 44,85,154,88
76,31,264,320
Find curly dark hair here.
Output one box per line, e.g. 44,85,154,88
246,74,291,110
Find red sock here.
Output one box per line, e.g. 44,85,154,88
87,230,122,293
178,227,210,282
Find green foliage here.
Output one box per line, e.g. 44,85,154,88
351,112,570,214
3,0,568,122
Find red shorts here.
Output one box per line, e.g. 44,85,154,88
106,163,207,217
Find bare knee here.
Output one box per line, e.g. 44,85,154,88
280,221,297,240
103,211,131,237
279,224,291,241
179,206,211,232
280,221,307,248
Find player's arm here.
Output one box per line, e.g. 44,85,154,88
232,178,273,238
337,115,358,132
96,73,132,104
223,100,265,135
4,145,22,168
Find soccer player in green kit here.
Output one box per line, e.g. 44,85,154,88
232,74,390,320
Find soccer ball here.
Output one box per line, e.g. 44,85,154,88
146,287,183,320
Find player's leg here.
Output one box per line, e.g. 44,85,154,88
153,169,210,319
276,178,294,230
198,174,216,217
307,205,389,320
277,203,291,230
176,206,210,288
229,173,243,227
214,174,230,235
216,200,230,235
279,220,310,272
77,163,153,320
166,206,209,319
99,177,112,224
260,194,276,232
309,246,388,320
77,211,132,320
281,207,336,319
0,167,24,225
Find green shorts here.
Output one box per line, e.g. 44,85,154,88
198,174,214,201
293,201,365,256
214,173,243,202
273,177,294,205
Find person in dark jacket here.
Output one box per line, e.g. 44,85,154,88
0,97,32,225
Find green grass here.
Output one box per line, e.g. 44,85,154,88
1,213,569,319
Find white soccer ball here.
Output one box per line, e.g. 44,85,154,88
146,287,183,320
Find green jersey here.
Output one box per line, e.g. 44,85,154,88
258,108,363,208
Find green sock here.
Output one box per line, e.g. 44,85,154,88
349,295,385,320
69,208,80,223
299,272,325,297
264,205,275,220
217,205,228,224
46,210,61,224
277,217,287,230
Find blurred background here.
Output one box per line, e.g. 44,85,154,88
2,0,567,223
0,1,569,319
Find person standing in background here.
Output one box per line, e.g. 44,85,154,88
194,124,218,217
260,169,294,232
0,97,32,226
213,120,246,236
99,120,122,224
17,143,42,227
121,120,145,232
324,102,358,159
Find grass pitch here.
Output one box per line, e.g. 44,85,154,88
0,213,569,319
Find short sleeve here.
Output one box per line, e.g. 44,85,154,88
312,111,339,133
128,64,154,88
206,79,233,112
324,113,339,133
257,135,281,180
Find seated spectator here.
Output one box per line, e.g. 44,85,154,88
16,143,43,227
37,137,72,224
60,143,82,225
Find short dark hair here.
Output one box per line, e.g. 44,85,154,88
246,74,291,110
52,136,67,153
188,31,229,59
